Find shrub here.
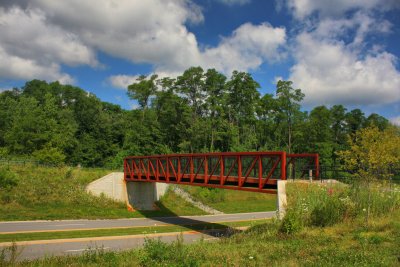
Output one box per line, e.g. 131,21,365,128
0,167,17,191
196,187,225,203
32,144,66,166
279,209,303,234
310,196,345,227
139,236,199,266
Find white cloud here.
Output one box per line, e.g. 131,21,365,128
0,46,74,84
0,6,95,83
111,22,287,83
284,0,400,19
217,0,251,6
201,23,286,74
289,12,400,106
390,116,400,126
0,87,12,93
29,0,204,73
1,1,287,87
108,75,140,89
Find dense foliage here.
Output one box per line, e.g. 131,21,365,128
0,67,392,167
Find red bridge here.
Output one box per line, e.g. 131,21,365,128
124,152,319,194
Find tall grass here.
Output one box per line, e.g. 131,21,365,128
281,181,400,233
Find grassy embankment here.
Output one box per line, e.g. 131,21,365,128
0,163,277,221
178,185,277,213
0,164,205,221
6,180,398,266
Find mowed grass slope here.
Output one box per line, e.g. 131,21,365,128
0,165,206,221
178,185,277,213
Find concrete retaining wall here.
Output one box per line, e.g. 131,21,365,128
86,172,168,210
277,180,287,220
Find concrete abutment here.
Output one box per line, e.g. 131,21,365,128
86,172,168,210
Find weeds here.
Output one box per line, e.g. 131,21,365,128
139,235,199,266
281,181,400,234
0,243,21,266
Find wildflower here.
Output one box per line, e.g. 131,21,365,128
327,188,334,196
363,208,366,212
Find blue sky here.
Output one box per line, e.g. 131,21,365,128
0,0,399,124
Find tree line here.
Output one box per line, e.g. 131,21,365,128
0,67,393,168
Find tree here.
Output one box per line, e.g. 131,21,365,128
256,93,277,150
345,109,366,135
275,80,305,153
225,71,260,150
127,74,158,120
365,113,389,130
337,126,400,223
175,67,205,118
204,69,227,151
306,106,334,165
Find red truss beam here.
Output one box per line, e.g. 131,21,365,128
124,152,319,194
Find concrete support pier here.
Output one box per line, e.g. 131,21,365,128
126,182,168,210
86,172,168,210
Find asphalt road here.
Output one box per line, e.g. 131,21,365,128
0,211,276,234
0,211,275,261
0,229,227,261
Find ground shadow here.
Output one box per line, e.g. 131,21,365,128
135,201,243,238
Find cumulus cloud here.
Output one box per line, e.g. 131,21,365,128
29,0,204,73
201,23,286,74
390,116,400,126
0,87,12,93
0,46,74,84
289,12,400,106
1,0,287,87
217,0,251,6
284,0,400,19
108,75,140,89
0,6,95,83
110,22,286,86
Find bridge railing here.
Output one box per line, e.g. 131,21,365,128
124,152,319,193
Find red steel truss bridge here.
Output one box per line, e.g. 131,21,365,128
124,152,319,194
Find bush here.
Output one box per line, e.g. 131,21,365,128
196,187,225,203
139,236,199,266
32,144,66,166
279,210,303,234
310,196,346,227
0,168,17,191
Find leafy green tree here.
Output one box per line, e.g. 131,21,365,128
345,109,366,135
204,69,227,151
275,80,305,153
0,90,19,150
365,113,389,130
127,74,158,112
337,126,400,223
225,71,260,150
32,143,66,166
306,106,334,165
152,89,191,152
175,67,206,118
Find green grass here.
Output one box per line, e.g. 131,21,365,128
179,185,277,213
0,165,206,221
3,210,398,266
2,180,399,266
0,220,266,243
281,181,400,233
